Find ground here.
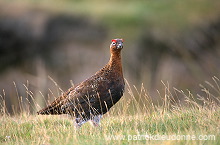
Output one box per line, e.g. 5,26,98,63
1,98,219,145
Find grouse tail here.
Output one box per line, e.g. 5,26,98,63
37,96,66,115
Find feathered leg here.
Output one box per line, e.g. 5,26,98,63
74,117,88,129
90,115,102,127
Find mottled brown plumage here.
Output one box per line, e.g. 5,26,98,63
37,38,125,128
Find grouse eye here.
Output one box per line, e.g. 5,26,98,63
112,42,116,45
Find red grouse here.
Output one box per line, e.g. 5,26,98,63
37,39,125,128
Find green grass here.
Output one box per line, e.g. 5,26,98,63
0,107,219,144
1,78,220,145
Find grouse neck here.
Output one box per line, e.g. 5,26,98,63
108,52,123,74
109,51,121,63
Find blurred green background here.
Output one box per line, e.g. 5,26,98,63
0,0,220,114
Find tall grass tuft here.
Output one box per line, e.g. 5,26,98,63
0,77,220,144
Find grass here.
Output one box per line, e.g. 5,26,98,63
0,78,220,145
0,105,219,144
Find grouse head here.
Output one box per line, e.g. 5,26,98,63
110,39,124,54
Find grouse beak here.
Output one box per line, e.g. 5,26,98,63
117,43,123,49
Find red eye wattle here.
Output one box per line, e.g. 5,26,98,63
112,39,117,43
